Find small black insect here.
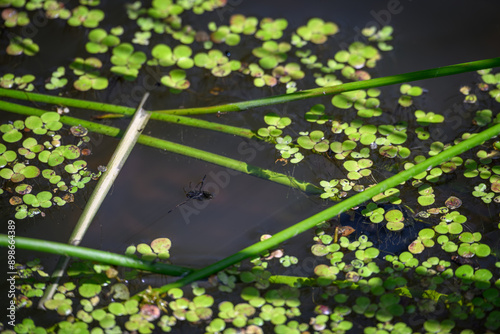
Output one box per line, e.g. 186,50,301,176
168,175,213,213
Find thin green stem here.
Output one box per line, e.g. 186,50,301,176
153,121,500,293
0,88,135,114
151,113,256,139
155,57,500,115
0,88,257,139
0,99,322,194
0,234,192,276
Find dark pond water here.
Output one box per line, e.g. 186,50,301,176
2,0,500,326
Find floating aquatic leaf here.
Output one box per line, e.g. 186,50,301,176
474,243,491,258
428,141,444,156
111,43,146,81
7,36,39,56
45,67,68,90
305,104,329,124
401,84,423,96
415,110,444,124
253,74,278,87
455,264,474,280
43,1,71,19
229,14,258,36
86,28,120,53
210,24,241,45
252,41,290,69
343,159,372,180
151,44,176,67
408,240,424,254
44,293,73,316
264,112,291,129
398,94,413,107
372,188,401,205
330,140,357,160
70,57,108,91
0,73,15,89
296,18,338,44
160,69,190,92
255,17,288,41
445,196,462,209
297,130,329,152
2,127,23,143
272,62,304,83
332,90,365,109
2,8,29,27
474,109,493,127
315,73,341,87
361,203,385,223
67,5,104,28
364,25,394,51
172,45,194,69
132,31,151,45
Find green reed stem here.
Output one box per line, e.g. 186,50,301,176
155,57,500,115
0,99,322,194
0,234,192,276
0,88,256,139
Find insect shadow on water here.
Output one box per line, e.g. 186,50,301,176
339,204,426,255
167,175,213,213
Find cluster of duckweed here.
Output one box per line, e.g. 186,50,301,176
85,28,121,54
398,84,425,108
1,0,390,95
45,67,68,90
69,57,109,91
10,207,500,333
1,7,29,27
2,1,500,333
110,43,147,81
6,36,39,56
247,50,500,334
0,0,339,93
126,237,172,261
0,73,35,91
0,112,100,219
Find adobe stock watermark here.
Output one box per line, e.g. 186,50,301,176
6,219,17,327
429,101,473,144
11,0,71,40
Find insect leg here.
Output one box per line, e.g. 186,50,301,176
168,198,192,213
